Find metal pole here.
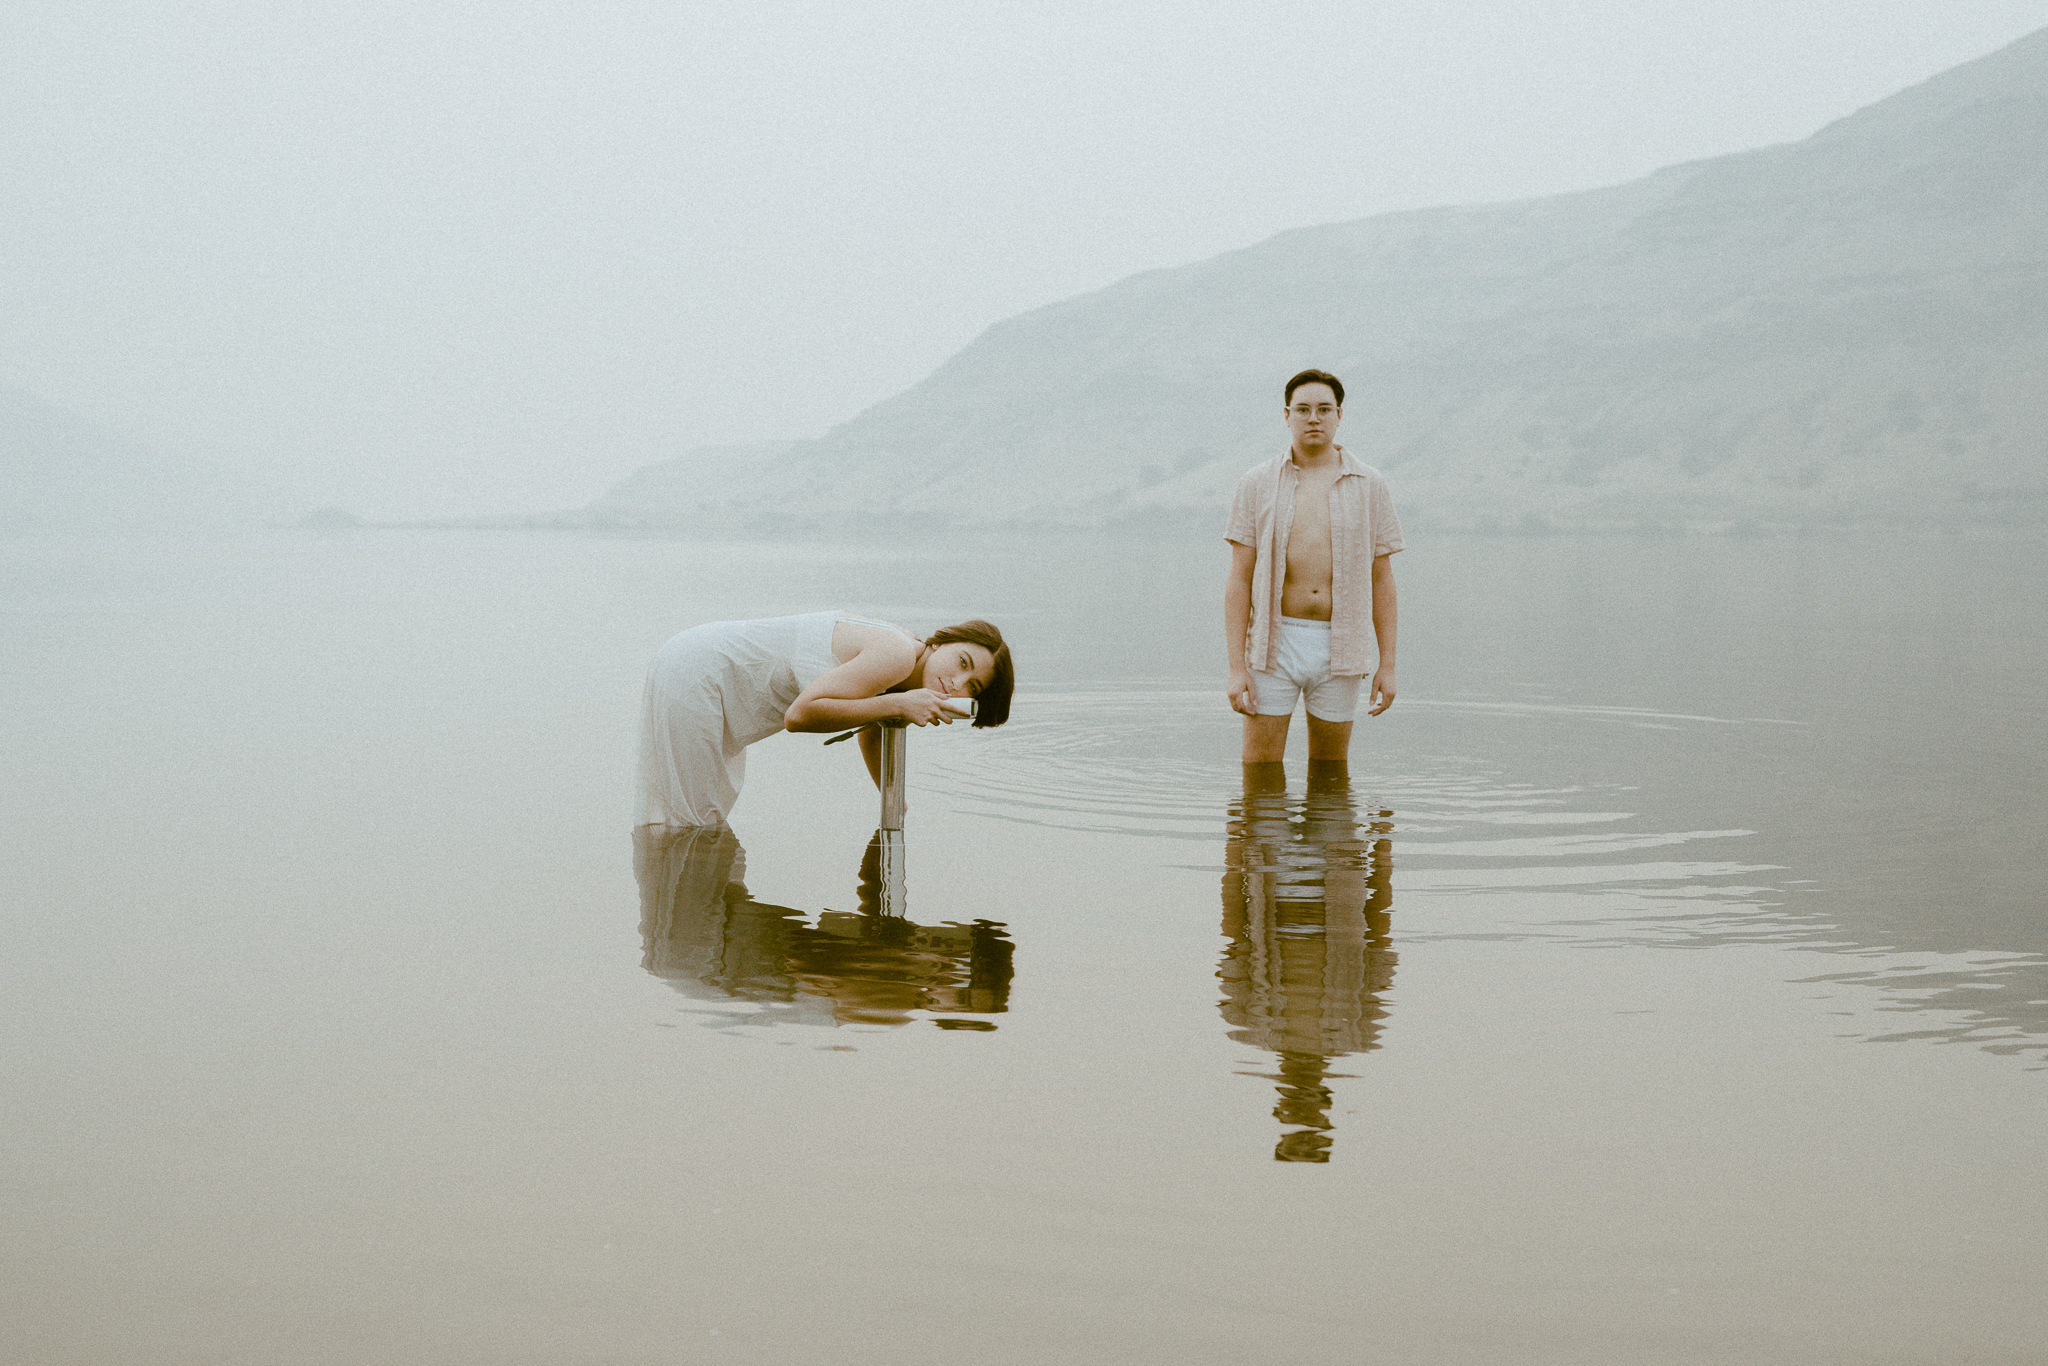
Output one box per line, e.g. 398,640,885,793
877,828,907,918
878,719,908,831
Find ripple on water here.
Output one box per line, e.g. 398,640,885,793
912,688,2048,1065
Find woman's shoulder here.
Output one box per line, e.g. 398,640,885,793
829,614,919,663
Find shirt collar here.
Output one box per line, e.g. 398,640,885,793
1282,444,1362,477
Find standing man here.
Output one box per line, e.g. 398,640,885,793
1224,369,1402,771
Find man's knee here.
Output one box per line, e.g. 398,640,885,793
1304,715,1353,760
1242,713,1291,762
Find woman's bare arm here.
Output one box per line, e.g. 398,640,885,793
784,636,958,733
784,643,914,732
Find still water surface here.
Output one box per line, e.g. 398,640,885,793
3,528,2044,1363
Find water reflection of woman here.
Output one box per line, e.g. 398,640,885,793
635,613,1015,828
634,824,1014,1029
1218,769,1396,1163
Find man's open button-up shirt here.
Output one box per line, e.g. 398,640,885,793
1225,446,1404,677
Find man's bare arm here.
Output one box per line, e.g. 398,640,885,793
1224,540,1258,715
1368,552,1397,716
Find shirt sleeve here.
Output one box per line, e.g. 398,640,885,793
1225,468,1259,545
1370,470,1404,557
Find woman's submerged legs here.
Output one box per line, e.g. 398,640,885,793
634,674,744,827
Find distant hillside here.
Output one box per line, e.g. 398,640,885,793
598,28,2048,534
1,384,290,534
580,442,797,531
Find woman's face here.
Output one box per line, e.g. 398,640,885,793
923,642,996,702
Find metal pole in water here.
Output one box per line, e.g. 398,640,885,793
877,828,907,917
878,719,908,831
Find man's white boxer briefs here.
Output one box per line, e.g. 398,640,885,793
1249,616,1362,721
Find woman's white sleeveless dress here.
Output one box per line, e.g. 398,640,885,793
634,610,845,828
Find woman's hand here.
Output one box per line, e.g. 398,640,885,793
894,689,961,727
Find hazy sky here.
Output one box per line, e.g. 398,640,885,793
5,1,2047,518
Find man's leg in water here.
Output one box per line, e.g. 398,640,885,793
1242,712,1291,764
1247,715,1355,784
1306,716,1353,764
1243,759,1287,794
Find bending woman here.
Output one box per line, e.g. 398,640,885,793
634,610,1013,828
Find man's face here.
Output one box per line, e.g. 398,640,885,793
1285,383,1342,451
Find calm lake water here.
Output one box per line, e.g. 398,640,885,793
4,527,2044,1364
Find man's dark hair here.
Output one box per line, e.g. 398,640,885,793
1284,369,1345,407
925,620,1014,728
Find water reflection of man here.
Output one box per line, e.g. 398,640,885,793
1218,765,1395,1162
634,826,1013,1029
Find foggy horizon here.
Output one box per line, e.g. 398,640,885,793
7,1,2048,520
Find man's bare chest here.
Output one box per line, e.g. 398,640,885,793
1285,473,1341,557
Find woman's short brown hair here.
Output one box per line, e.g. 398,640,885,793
925,620,1013,728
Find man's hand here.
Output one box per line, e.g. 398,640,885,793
1227,669,1258,716
1367,666,1395,716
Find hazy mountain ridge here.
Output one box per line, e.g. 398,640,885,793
597,27,2048,533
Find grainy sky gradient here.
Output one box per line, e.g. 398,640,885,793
5,1,2047,517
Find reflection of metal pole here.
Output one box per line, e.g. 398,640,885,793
879,720,908,831
877,828,907,918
